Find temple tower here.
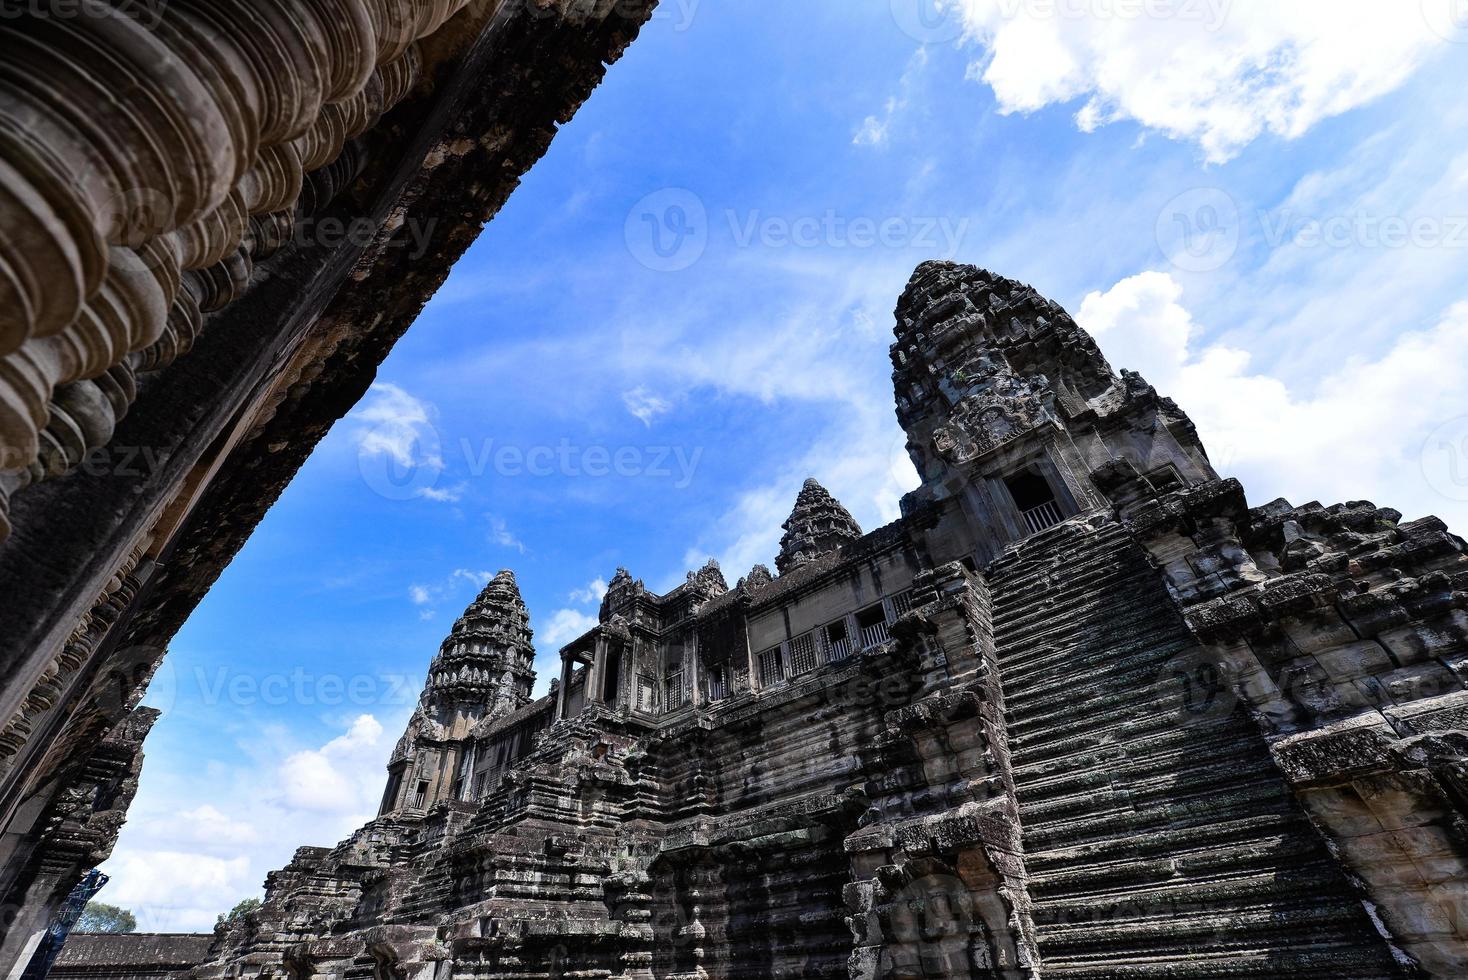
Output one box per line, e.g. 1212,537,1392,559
379,571,536,814
892,261,1217,562
776,478,863,575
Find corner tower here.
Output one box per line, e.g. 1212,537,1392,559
427,570,536,718
380,571,536,814
893,261,1217,562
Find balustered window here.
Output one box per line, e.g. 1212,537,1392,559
788,632,819,676
708,665,729,702
636,674,659,713
826,619,853,662
757,647,785,687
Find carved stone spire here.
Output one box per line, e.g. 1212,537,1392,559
776,478,863,575
424,570,536,718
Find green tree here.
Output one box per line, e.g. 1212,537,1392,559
76,902,137,934
215,898,262,930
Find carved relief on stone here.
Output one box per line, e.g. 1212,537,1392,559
0,0,457,539
931,370,1057,466
0,537,152,782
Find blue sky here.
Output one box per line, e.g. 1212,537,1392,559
102,0,1468,929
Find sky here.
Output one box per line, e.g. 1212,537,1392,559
101,0,1468,931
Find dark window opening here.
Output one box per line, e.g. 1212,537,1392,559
826,620,853,661
855,604,891,649
1006,470,1064,534
1146,464,1185,492
380,772,402,814
411,780,429,809
603,648,622,702
708,665,728,701
758,647,785,687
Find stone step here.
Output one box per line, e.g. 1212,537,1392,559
1012,719,1272,801
986,518,1132,579
1015,741,1282,823
1032,863,1353,928
1004,638,1211,734
1024,813,1304,876
1023,765,1305,853
1039,901,1375,965
995,567,1168,649
1027,826,1325,900
1003,625,1194,703
1039,945,1404,980
994,518,1402,976
993,556,1157,624
1009,697,1245,769
998,605,1186,684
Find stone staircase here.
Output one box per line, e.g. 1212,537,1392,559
988,516,1411,978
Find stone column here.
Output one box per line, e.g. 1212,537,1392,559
556,653,574,720
687,633,703,708
588,635,608,706
0,0,485,539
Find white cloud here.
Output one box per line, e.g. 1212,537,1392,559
952,0,1450,162
417,482,466,503
453,569,495,587
622,385,673,427
279,715,384,812
100,713,405,932
624,270,920,579
1078,271,1468,526
539,608,600,649
102,852,252,933
349,382,443,471
487,516,526,553
569,578,609,606
853,48,929,148
406,570,494,620
854,114,890,147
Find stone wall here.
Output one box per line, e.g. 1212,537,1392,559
51,934,214,980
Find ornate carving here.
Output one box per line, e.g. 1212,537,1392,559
0,0,445,537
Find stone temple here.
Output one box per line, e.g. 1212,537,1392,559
0,10,1465,976
48,261,1468,979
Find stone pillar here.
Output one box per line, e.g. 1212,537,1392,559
556,653,574,720
588,635,608,706
688,633,704,708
